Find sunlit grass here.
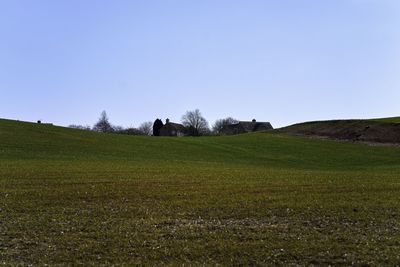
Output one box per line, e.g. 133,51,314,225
1,118,400,265
369,116,400,123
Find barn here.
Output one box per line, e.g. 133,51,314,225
159,119,186,136
220,119,273,135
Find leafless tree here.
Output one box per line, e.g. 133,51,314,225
181,109,209,136
69,124,91,130
138,121,153,136
212,117,238,134
114,127,144,135
93,111,114,133
113,125,125,132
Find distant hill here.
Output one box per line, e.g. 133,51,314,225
368,116,400,123
277,117,400,145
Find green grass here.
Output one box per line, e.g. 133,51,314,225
1,118,400,265
369,116,400,123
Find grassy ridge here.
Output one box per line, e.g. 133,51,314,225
369,116,400,123
1,118,400,265
1,119,399,170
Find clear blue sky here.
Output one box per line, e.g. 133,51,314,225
1,0,399,128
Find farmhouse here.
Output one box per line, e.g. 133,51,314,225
221,119,273,135
159,119,186,136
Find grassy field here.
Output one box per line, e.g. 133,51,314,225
1,118,400,265
370,117,400,123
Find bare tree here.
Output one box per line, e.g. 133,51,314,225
69,124,91,130
93,111,114,133
181,109,209,136
114,127,144,135
212,117,238,134
138,121,153,136
113,125,125,132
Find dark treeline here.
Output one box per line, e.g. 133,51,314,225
68,109,241,136
69,111,153,136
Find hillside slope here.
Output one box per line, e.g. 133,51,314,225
370,116,400,123
278,119,400,145
1,118,400,265
1,118,399,170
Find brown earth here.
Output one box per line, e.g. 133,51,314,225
277,120,400,145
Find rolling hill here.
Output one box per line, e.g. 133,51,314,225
370,116,400,123
1,118,400,265
278,118,400,145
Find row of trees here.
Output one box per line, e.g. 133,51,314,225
69,111,153,136
70,110,239,136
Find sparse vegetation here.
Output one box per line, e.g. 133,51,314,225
138,121,153,136
68,124,91,130
279,119,400,144
1,118,400,265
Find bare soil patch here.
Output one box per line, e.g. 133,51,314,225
277,120,400,145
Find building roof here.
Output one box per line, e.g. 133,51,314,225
159,121,187,136
165,122,186,132
221,120,273,134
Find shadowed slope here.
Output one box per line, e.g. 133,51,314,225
278,118,400,145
